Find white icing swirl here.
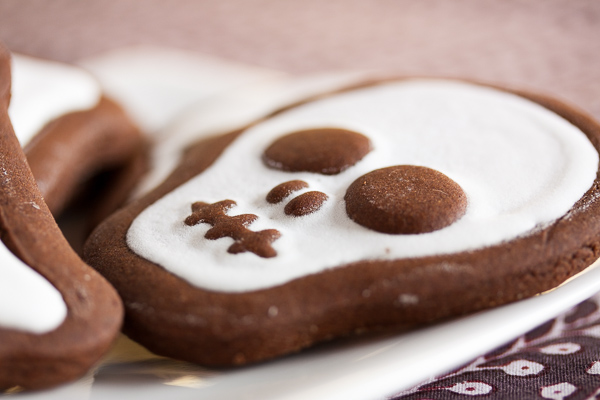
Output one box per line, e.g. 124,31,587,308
0,240,67,333
8,53,101,146
127,80,599,292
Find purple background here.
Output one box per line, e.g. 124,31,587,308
0,0,599,119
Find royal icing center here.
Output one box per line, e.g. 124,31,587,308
128,80,599,292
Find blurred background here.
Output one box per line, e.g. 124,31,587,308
0,0,599,118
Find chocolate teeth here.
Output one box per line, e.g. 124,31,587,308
184,199,281,258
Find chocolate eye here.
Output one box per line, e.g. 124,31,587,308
344,165,467,234
262,128,371,175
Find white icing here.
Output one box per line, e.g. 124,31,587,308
79,46,290,134
127,80,599,292
133,71,369,197
0,240,67,333
8,53,101,146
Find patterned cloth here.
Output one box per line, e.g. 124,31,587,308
393,295,600,399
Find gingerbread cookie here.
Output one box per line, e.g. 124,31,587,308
0,45,123,390
85,77,600,366
9,53,144,218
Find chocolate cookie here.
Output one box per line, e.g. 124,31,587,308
9,53,144,219
85,77,600,367
0,45,123,390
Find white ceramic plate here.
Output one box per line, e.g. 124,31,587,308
14,259,600,400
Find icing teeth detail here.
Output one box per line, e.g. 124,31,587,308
266,180,309,204
184,200,281,258
284,191,328,217
125,80,600,293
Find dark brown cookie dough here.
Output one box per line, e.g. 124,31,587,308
345,165,467,234
0,45,123,391
263,128,371,175
84,78,600,368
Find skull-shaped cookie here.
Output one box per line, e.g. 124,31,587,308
85,78,600,366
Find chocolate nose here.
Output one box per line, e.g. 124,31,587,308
344,165,467,234
262,128,371,175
